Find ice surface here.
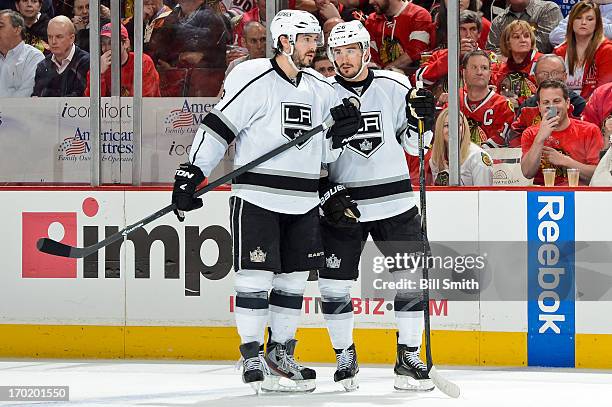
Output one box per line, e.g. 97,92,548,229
1,360,610,407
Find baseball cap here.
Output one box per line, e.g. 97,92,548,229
100,23,129,41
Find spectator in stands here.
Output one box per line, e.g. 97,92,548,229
521,79,603,185
0,0,52,16
72,0,111,53
486,0,562,54
510,54,586,145
583,81,612,128
15,0,49,52
434,0,491,50
85,23,160,97
149,0,230,70
123,0,172,49
313,52,335,77
148,0,231,96
458,49,515,147
365,0,432,71
553,1,612,100
550,0,612,47
429,108,494,186
416,10,498,104
225,20,265,75
582,82,612,149
0,9,44,96
233,0,265,46
494,20,541,108
32,16,89,96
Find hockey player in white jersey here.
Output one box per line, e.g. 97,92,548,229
171,10,362,394
318,20,436,392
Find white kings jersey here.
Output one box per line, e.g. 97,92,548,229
328,69,433,222
189,58,341,214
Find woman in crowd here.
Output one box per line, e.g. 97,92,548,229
429,108,494,186
554,1,612,100
494,20,541,107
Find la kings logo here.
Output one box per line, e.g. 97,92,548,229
281,102,312,149
347,111,383,158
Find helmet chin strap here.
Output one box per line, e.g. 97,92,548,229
282,43,302,73
333,48,371,81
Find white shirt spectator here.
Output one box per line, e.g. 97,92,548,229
549,4,612,47
51,43,76,74
0,41,44,97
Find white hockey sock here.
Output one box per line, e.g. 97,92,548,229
394,294,424,347
319,278,355,350
235,291,269,345
322,297,354,350
269,288,303,344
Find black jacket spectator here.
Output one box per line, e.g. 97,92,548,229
24,12,50,51
0,0,53,16
32,45,90,96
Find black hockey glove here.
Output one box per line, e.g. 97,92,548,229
406,88,435,134
327,98,362,149
320,182,361,226
172,163,205,222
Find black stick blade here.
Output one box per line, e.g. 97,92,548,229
37,238,76,258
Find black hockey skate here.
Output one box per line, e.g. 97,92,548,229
263,332,316,393
394,344,435,391
239,341,268,394
334,343,359,391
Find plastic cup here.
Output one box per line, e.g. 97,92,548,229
543,168,556,187
567,168,580,187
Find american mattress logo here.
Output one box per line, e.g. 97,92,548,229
527,192,576,367
163,100,216,136
22,197,232,296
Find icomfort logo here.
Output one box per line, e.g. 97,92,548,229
61,102,133,119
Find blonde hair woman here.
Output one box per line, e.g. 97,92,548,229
429,109,494,186
554,1,612,99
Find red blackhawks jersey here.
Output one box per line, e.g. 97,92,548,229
521,119,603,185
456,88,515,147
365,1,432,67
493,50,541,106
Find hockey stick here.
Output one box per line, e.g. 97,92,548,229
415,94,460,399
36,101,354,259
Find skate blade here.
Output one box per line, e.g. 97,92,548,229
248,381,262,395
261,375,316,393
338,376,359,392
393,375,435,392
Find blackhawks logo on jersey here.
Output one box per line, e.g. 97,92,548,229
346,111,384,158
379,37,403,66
281,102,313,149
466,117,488,145
499,72,537,101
